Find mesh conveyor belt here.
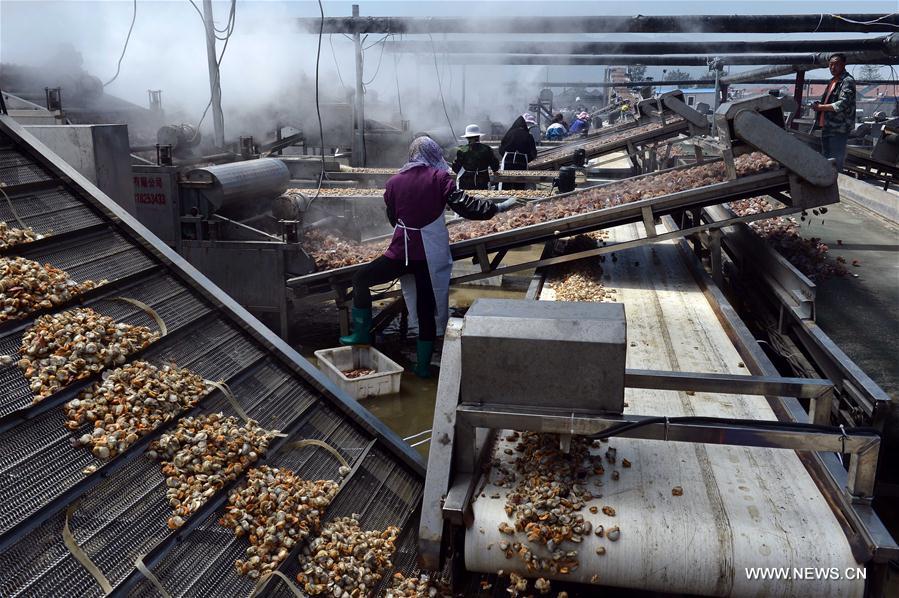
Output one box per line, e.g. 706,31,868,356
268,448,423,598
0,317,262,538
0,149,54,186
15,228,156,284
0,187,103,237
0,359,324,597
0,273,211,417
133,405,373,598
0,118,425,598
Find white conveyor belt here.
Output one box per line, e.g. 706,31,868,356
465,222,863,597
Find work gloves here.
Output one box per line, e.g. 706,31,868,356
496,198,521,212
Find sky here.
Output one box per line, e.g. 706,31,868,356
1,0,897,137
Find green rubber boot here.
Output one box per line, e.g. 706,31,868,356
413,340,434,379
339,308,373,346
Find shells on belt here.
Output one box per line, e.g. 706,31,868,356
300,152,778,271
7,307,159,403
219,465,339,579
0,221,43,250
729,196,847,279
492,432,630,577
0,256,105,323
546,234,609,303
296,515,400,597
148,413,277,530
65,360,207,462
385,572,452,598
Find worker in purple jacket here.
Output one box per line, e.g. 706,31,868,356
339,137,519,377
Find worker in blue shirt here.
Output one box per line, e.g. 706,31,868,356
568,111,591,136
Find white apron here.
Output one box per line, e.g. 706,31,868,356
456,166,490,189
395,215,453,337
498,151,528,191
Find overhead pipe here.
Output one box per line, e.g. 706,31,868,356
297,13,899,34
439,53,899,67
385,37,892,56
538,79,899,87
720,65,814,85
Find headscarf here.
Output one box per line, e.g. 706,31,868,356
522,112,537,125
499,115,528,151
577,111,589,120
398,136,449,173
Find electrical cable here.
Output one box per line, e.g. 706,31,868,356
103,0,138,87
363,35,389,86
587,414,878,441
393,51,403,118
428,32,456,139
189,0,235,40
329,35,346,89
829,13,899,29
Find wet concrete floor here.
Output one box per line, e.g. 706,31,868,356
812,198,899,399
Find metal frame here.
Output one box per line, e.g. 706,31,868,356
289,166,794,295
663,215,898,565
419,313,886,572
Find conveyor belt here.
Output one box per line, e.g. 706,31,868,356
530,119,689,170
463,223,864,596
0,116,424,596
290,164,793,293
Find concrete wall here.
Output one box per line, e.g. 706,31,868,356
24,124,135,214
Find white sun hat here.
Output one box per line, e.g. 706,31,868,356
461,124,482,138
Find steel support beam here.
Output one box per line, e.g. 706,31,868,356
352,4,366,166
298,14,899,34
456,405,880,499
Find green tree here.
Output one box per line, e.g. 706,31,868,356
664,69,692,83
628,64,647,82
858,64,882,80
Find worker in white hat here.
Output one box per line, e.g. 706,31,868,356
451,124,500,190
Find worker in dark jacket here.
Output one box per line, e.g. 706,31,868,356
498,115,538,190
451,124,500,190
811,53,856,170
339,137,519,377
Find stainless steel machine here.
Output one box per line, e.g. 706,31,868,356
131,157,314,337
420,298,890,594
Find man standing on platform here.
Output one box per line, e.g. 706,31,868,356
811,53,856,170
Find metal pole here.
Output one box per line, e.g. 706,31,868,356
202,0,225,147
788,70,806,129
352,4,366,166
461,65,466,113
714,68,721,111
720,64,811,85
